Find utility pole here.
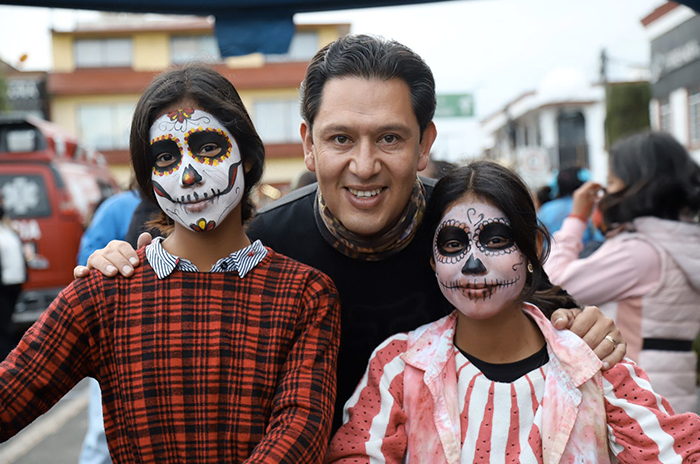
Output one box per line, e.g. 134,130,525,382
600,48,609,149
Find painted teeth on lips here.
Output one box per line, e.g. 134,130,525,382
347,187,383,198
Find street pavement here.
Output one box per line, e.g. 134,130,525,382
0,378,90,464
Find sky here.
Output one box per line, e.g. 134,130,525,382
0,0,666,160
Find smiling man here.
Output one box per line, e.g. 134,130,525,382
77,34,625,433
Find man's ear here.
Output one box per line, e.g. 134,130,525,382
430,256,436,273
418,121,437,172
301,121,316,173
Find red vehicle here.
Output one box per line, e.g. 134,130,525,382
0,115,119,330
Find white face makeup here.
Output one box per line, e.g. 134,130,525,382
149,108,244,232
433,199,527,319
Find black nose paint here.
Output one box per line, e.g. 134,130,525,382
462,254,487,274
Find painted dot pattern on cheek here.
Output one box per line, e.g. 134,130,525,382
151,134,182,177
433,219,471,265
184,127,233,166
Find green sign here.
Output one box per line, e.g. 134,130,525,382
435,93,475,118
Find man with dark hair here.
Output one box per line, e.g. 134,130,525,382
77,35,625,433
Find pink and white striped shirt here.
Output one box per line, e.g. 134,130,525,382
326,304,700,464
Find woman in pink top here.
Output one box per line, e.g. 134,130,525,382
545,131,700,413
326,161,700,464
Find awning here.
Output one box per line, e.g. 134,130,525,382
3,0,700,56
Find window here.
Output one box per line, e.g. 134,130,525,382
0,174,51,218
690,89,700,145
253,99,302,144
523,124,530,146
4,128,39,152
77,103,133,150
266,32,318,62
171,35,221,64
74,38,133,68
660,99,672,133
557,111,588,169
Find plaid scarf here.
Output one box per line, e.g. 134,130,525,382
314,178,426,261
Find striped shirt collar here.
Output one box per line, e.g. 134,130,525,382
145,237,268,280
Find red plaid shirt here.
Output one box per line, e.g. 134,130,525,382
0,247,340,463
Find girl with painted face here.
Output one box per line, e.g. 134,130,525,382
0,64,341,463
326,161,700,464
545,131,700,415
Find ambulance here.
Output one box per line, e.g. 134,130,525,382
0,115,119,330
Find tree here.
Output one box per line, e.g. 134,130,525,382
604,82,651,147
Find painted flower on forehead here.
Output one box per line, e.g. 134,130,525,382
157,107,211,132
168,108,194,123
433,199,526,319
149,108,244,232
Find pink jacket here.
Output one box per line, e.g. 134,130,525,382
326,303,700,463
546,216,700,413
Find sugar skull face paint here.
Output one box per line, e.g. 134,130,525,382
149,108,244,232
433,199,526,319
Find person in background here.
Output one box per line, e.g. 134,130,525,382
533,185,552,211
327,161,700,464
0,192,27,360
545,131,700,413
77,188,140,464
422,158,456,180
293,171,318,191
538,166,604,249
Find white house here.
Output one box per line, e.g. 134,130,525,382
480,68,609,188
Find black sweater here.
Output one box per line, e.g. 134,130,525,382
245,182,451,432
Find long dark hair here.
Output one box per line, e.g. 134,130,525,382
130,63,265,231
600,131,700,227
423,160,579,317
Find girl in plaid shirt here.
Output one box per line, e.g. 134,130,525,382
0,64,340,464
326,161,700,464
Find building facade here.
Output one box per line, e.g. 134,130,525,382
48,13,349,194
643,2,700,164
480,77,608,188
0,60,48,120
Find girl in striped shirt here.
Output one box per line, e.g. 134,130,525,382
326,160,700,464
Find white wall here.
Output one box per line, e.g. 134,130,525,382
670,87,690,144
651,88,700,165
582,102,608,183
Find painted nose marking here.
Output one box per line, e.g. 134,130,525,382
462,254,487,275
182,165,202,186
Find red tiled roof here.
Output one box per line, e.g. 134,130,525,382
641,2,680,27
48,62,309,95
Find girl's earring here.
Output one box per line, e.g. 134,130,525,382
527,263,534,273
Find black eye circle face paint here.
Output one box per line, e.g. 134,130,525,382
186,129,232,165
434,219,471,264
150,138,183,174
432,199,528,319
475,220,517,256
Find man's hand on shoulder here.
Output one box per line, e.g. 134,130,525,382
72,233,153,279
551,305,626,370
